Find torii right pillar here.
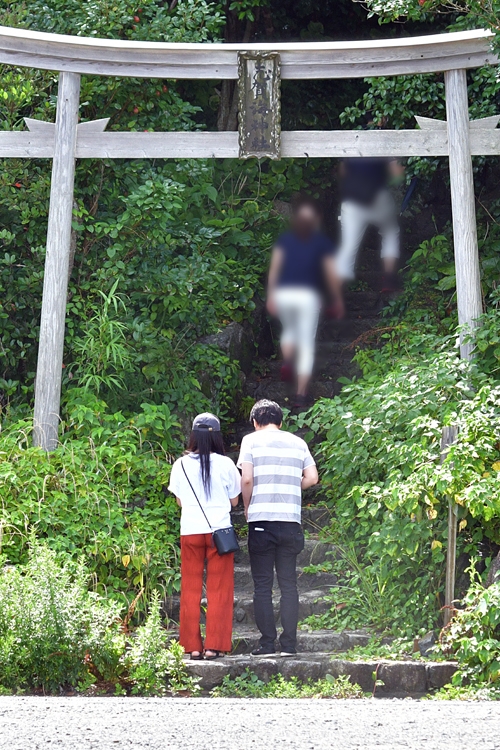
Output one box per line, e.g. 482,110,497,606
445,68,483,360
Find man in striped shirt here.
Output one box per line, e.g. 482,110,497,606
237,399,319,657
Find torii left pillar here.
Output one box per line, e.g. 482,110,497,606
33,72,80,450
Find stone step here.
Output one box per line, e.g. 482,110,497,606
262,357,359,385
233,565,337,593
315,340,356,358
230,503,333,532
243,379,341,404
235,537,337,567
233,588,332,626
231,628,374,655
164,586,333,626
263,346,354,376
318,317,380,343
166,628,373,656
185,653,458,697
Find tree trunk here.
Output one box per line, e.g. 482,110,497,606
216,11,253,132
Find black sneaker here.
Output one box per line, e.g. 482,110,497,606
251,647,276,657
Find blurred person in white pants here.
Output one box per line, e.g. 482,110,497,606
333,157,405,315
266,198,338,408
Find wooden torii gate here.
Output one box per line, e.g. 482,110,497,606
0,25,499,451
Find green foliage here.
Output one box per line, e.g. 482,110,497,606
295,294,500,634
0,0,319,631
126,591,200,696
0,542,198,695
358,0,500,38
0,393,182,608
439,578,500,696
18,0,225,41
210,668,364,698
0,1,288,423
228,0,268,22
430,682,500,699
0,541,123,692
336,636,428,662
69,280,133,393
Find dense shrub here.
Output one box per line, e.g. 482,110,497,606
0,542,198,695
0,391,182,607
211,669,363,699
438,578,500,699
127,591,197,696
296,295,500,634
0,542,122,692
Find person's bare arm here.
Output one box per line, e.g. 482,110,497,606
389,160,405,180
175,497,182,507
323,255,342,297
322,255,345,318
240,462,254,518
302,464,319,491
230,495,240,508
267,246,284,316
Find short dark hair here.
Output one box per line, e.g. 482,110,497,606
250,399,283,427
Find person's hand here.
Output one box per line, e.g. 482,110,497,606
266,294,277,317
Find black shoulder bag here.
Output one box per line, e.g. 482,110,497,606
181,459,239,556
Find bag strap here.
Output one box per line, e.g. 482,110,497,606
181,458,213,532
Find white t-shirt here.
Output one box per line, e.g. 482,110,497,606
168,453,241,536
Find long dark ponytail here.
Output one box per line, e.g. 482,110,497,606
186,429,226,495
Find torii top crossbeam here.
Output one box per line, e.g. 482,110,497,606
0,26,494,77
0,24,497,449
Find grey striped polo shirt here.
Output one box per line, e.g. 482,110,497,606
237,428,315,523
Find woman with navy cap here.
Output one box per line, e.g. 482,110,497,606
168,413,241,660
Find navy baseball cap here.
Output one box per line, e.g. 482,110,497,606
192,413,221,432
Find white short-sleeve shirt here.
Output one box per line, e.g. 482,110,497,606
169,453,241,536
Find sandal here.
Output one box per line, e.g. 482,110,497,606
190,651,203,661
204,650,223,660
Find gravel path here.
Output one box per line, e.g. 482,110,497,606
1,697,499,750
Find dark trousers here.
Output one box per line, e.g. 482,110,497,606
248,521,305,653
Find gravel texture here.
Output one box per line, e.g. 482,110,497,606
1,697,499,750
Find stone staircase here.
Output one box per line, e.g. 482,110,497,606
168,252,457,696
166,495,456,696
168,531,456,696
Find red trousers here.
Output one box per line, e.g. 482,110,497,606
179,534,234,653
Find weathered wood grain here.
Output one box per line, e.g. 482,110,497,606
441,425,459,627
0,25,495,79
33,72,80,451
416,113,500,130
4,128,500,159
76,131,239,158
77,118,110,132
281,130,449,157
445,68,483,361
24,117,110,134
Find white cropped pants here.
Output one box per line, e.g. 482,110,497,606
274,287,321,377
336,190,400,281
